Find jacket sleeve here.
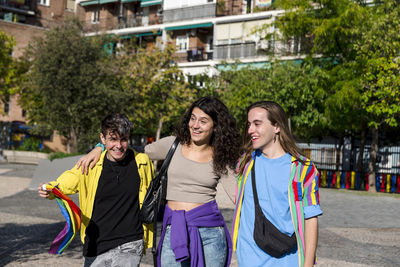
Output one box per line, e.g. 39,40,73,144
48,167,82,195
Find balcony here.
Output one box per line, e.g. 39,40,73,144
0,0,35,16
214,42,256,60
163,3,216,23
82,13,161,33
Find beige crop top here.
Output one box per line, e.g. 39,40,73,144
145,136,236,203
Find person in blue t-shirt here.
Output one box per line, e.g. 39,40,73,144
232,101,323,267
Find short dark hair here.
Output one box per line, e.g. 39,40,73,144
101,114,132,139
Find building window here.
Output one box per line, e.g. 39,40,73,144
176,35,189,52
4,97,9,115
38,0,50,6
66,0,75,11
92,10,100,24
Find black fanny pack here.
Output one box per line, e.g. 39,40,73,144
251,157,297,258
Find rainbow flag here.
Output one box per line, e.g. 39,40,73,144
43,184,81,254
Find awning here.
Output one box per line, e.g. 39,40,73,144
80,0,118,6
121,0,139,3
135,30,162,37
119,30,161,39
140,0,162,7
165,22,213,31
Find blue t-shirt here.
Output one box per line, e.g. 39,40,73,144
237,151,297,267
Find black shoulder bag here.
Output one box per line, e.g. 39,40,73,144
251,157,297,258
140,137,179,266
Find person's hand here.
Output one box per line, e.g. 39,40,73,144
76,146,103,174
37,183,52,199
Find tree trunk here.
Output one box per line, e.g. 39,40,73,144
69,126,78,153
368,126,378,192
335,137,343,171
154,113,163,171
155,112,163,141
357,123,367,173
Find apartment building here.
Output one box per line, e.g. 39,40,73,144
0,0,75,151
77,0,288,76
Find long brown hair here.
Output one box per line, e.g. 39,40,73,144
238,101,305,175
175,96,241,175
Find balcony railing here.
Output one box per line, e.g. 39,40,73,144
214,42,256,60
82,14,161,33
186,47,213,62
0,0,34,15
163,3,216,23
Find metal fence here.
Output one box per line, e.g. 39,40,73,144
298,142,400,193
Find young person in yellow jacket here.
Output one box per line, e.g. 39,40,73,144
38,114,154,267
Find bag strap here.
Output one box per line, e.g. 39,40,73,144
251,157,262,208
152,137,179,267
158,138,179,183
251,156,297,242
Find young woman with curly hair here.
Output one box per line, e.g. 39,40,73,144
76,96,241,267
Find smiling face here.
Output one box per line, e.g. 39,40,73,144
100,131,129,162
188,107,214,145
247,107,280,153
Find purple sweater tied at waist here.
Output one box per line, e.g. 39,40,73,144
157,200,232,267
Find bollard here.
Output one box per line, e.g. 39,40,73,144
376,174,380,192
350,171,355,189
391,174,396,193
380,174,385,192
397,175,400,193
336,171,341,189
345,171,350,189
321,170,327,187
341,171,346,189
327,170,333,188
365,172,369,191
355,172,360,190
386,174,391,193
332,171,336,188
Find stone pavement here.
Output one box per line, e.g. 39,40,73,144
0,162,399,266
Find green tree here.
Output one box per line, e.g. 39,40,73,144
18,19,123,153
0,30,16,105
267,0,400,191
117,41,197,140
215,61,327,140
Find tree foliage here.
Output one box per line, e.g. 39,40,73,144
0,30,16,104
267,0,400,191
116,41,197,140
18,19,122,152
214,61,328,140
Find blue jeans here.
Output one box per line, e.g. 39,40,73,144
84,239,143,267
161,225,227,267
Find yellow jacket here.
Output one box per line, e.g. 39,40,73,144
48,149,154,250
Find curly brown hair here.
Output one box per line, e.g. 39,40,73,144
175,97,241,175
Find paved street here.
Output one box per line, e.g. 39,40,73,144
0,162,399,266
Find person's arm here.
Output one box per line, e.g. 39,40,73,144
76,136,176,174
304,216,318,267
143,136,175,160
37,183,53,199
76,146,103,174
302,162,323,266
219,168,237,204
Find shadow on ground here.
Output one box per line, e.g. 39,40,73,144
0,222,82,267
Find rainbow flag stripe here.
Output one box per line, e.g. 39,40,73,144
45,184,81,254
